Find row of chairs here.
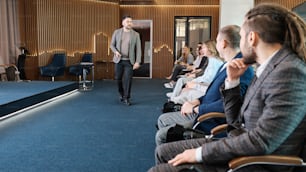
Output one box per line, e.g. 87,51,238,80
40,53,92,81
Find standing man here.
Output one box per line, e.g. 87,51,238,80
110,15,142,106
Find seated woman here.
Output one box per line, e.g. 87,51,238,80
167,40,223,104
178,43,209,80
164,45,194,88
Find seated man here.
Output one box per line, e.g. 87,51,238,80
155,25,254,145
149,3,306,172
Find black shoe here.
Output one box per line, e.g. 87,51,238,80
119,96,124,102
123,99,131,106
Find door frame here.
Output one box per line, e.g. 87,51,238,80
132,20,153,78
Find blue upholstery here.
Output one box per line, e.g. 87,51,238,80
69,53,93,77
40,53,66,81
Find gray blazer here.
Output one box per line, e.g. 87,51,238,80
110,28,142,64
202,47,306,169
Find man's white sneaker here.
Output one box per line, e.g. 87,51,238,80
166,92,173,98
164,82,174,89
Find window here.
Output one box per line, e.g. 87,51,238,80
293,2,306,22
174,16,211,59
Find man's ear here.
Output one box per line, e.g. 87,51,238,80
222,39,227,49
248,31,258,46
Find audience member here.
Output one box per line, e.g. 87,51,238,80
169,40,223,104
186,42,204,73
164,46,194,88
180,43,211,81
155,25,254,145
149,3,306,171
166,40,215,99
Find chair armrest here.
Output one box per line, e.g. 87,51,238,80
210,124,228,136
228,155,304,172
193,112,225,129
0,64,18,70
197,112,225,122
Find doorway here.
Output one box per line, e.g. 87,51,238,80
132,20,153,78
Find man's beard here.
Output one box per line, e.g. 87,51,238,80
242,46,257,65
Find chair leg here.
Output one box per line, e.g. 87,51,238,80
15,71,21,81
1,73,8,81
83,68,87,81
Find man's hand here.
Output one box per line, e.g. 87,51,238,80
186,81,196,89
187,73,196,78
181,101,194,115
115,51,121,58
227,58,249,81
133,62,140,70
168,149,197,166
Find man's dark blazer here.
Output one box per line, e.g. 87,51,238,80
200,47,306,171
196,53,254,133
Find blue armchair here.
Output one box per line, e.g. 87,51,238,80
69,53,93,82
40,53,66,81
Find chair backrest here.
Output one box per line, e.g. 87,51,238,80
302,137,306,161
51,53,66,66
81,53,92,63
293,137,306,172
5,66,17,81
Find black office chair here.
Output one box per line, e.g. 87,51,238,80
40,53,66,81
69,53,93,82
0,64,21,81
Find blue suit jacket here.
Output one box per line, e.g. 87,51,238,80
196,52,254,133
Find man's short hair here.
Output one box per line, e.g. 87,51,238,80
122,15,132,21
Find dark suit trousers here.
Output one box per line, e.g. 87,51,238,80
115,60,133,99
148,138,228,172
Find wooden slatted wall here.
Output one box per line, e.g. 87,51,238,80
20,0,305,80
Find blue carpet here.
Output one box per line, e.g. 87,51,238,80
0,79,168,172
0,81,74,104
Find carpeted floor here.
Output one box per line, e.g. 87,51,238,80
0,81,75,104
0,79,168,172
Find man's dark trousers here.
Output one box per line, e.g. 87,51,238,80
115,60,133,100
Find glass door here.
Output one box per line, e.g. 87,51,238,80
174,17,211,60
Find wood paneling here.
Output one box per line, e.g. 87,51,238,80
21,0,119,79
35,0,119,65
152,46,173,78
95,33,114,79
120,0,219,5
24,55,38,80
20,0,305,79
